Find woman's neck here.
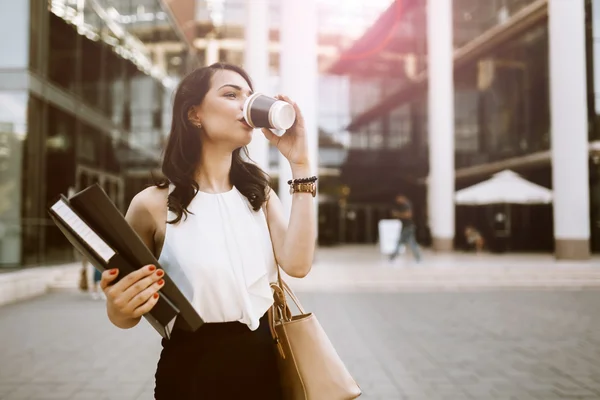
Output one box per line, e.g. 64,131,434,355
194,144,234,194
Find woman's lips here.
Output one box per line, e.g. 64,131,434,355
239,119,253,129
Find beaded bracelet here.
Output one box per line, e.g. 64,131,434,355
287,176,318,185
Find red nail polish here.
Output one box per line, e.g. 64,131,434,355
109,269,118,275
156,270,164,277
158,279,164,286
153,293,159,299
148,265,156,272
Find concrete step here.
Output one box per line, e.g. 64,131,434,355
0,264,79,306
49,266,92,291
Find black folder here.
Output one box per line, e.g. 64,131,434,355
48,184,204,339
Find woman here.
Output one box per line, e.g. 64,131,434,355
99,63,316,399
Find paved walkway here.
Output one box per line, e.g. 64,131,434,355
2,246,600,399
47,246,600,295
2,289,600,399
284,245,600,292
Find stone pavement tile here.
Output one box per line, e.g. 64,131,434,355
351,374,399,397
134,387,155,400
550,386,600,398
66,391,112,400
550,393,599,399
360,397,393,400
133,379,155,400
548,372,600,397
76,379,122,392
444,372,480,385
0,384,19,399
72,384,146,400
490,383,534,397
402,396,441,400
427,381,469,393
0,383,79,400
525,393,592,400
570,378,600,393
394,383,429,397
502,379,554,394
357,394,397,400
0,370,18,384
462,383,499,398
552,381,600,393
359,384,403,399
414,388,466,400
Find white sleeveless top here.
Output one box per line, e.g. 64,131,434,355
157,185,277,331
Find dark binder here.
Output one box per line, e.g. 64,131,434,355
48,184,204,338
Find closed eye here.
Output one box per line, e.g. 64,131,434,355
224,92,237,99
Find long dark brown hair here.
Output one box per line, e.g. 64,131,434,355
157,63,270,224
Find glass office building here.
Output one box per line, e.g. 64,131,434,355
0,0,196,267
328,0,600,254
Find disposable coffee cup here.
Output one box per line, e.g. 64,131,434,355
243,93,296,133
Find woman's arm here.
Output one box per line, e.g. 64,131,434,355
259,95,316,278
265,164,316,278
106,188,158,329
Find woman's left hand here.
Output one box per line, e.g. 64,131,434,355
261,95,309,167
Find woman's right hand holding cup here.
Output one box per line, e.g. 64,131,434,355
100,264,165,329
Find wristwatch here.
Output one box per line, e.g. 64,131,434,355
290,182,317,197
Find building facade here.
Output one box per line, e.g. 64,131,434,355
0,0,196,267
0,0,417,266
328,0,600,256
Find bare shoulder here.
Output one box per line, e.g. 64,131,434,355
129,185,168,215
126,186,169,255
126,185,168,228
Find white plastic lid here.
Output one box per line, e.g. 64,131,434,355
269,101,296,130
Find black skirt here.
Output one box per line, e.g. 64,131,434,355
154,313,283,400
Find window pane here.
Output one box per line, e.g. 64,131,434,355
44,104,77,263
0,91,27,266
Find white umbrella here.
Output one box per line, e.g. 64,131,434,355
455,170,553,205
455,170,553,251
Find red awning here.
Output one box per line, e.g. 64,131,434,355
327,0,419,77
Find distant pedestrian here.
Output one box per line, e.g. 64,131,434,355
85,258,103,300
464,225,485,252
78,260,88,292
389,195,421,263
